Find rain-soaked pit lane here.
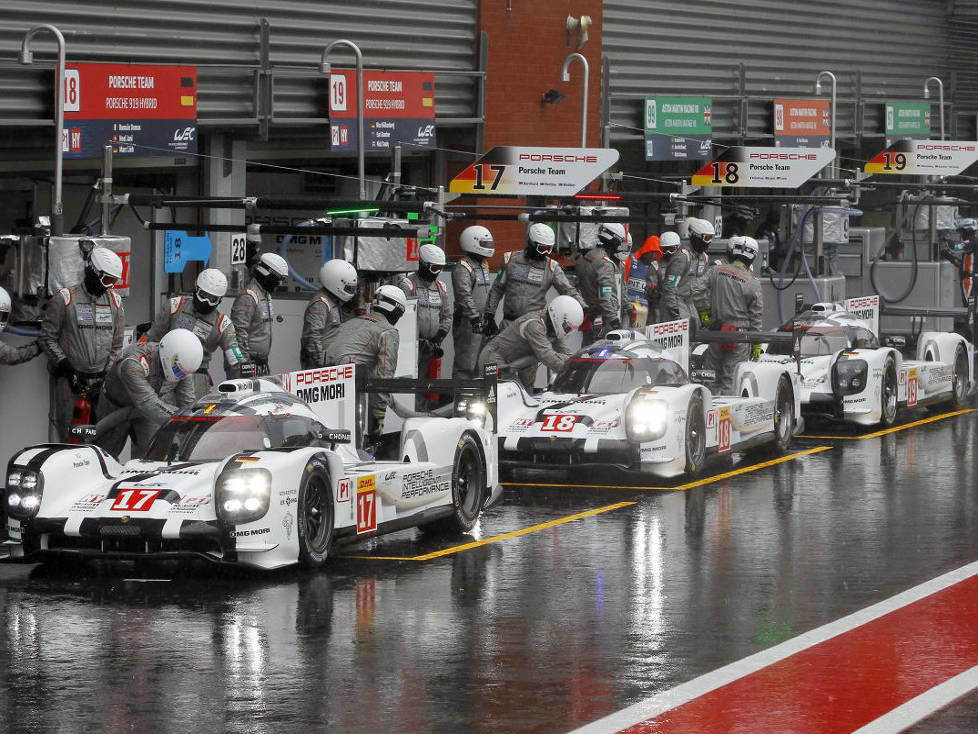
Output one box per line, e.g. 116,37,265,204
0,410,977,733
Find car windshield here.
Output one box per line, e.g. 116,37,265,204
767,325,879,356
551,356,687,395
144,413,329,462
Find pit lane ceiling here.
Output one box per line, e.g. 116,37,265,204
603,0,960,142
0,0,478,150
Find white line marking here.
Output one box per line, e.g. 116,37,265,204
570,559,978,734
852,664,978,734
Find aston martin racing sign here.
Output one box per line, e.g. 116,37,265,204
450,146,619,197
691,146,835,188
864,140,978,177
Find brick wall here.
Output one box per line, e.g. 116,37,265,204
447,0,603,264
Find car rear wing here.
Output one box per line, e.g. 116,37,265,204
358,365,499,432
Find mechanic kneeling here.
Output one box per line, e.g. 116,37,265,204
95,328,202,459
699,236,764,395
478,295,583,390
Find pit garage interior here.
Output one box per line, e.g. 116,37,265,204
3,2,978,733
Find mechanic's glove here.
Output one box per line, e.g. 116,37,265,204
470,316,484,334
431,346,445,359
67,369,83,394
699,312,712,328
607,318,621,332
483,313,499,337
433,328,448,346
751,343,763,361
53,358,72,379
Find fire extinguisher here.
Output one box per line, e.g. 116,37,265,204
67,393,93,444
425,346,443,404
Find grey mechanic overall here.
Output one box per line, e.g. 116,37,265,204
452,226,494,379
300,259,358,369
0,286,40,366
662,218,714,323
231,252,289,376
40,247,125,441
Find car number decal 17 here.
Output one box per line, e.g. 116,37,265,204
111,488,161,512
356,475,377,534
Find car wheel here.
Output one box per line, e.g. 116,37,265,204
773,374,795,452
684,394,707,477
424,433,486,535
297,466,334,568
952,345,970,408
880,357,898,427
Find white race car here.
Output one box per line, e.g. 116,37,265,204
496,319,802,478
3,366,499,570
760,296,974,426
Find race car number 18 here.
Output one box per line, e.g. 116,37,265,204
907,369,918,407
540,414,578,432
718,407,732,452
356,475,377,534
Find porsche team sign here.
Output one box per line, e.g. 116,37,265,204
691,146,835,188
864,140,978,177
450,146,619,197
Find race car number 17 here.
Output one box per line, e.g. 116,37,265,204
356,475,377,534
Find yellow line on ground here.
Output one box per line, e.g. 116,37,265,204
340,501,636,562
798,408,975,441
673,446,833,490
502,445,833,492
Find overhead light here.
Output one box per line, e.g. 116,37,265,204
541,89,565,105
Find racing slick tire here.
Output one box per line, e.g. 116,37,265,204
772,374,795,453
423,432,486,535
880,357,899,427
951,344,971,409
297,461,335,568
684,394,707,477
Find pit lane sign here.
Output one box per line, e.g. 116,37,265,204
449,147,619,197
328,70,436,152
864,140,978,177
63,63,197,159
691,146,835,188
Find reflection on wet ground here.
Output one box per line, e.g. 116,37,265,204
1,410,977,732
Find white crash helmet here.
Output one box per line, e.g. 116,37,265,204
373,284,408,322
659,231,681,256
460,225,495,258
89,247,124,285
419,243,446,267
0,285,10,332
196,268,228,302
597,222,627,250
256,252,289,278
319,259,358,303
547,295,584,337
527,223,556,256
687,217,716,240
159,328,204,383
729,235,760,265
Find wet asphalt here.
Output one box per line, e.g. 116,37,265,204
2,409,978,733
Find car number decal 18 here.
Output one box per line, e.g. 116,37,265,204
540,414,578,432
718,406,732,452
356,475,377,534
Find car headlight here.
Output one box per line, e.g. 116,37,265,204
832,358,869,396
6,467,43,520
455,398,488,428
625,396,670,443
215,469,272,526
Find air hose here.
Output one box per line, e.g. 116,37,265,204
869,191,926,304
